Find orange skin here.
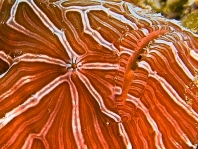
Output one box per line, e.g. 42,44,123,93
118,29,168,115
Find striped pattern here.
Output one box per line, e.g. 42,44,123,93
0,0,198,148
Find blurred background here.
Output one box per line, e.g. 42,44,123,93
125,0,198,33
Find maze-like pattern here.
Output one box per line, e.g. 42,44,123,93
0,0,198,148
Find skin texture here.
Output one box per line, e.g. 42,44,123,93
0,0,198,149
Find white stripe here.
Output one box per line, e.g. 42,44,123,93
126,4,152,25
127,95,166,149
0,74,68,128
77,72,121,122
8,0,77,58
155,39,194,80
139,61,198,121
118,123,133,149
190,49,198,61
81,63,119,70
68,77,87,149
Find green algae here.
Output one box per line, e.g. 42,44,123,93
129,0,198,33
181,12,198,33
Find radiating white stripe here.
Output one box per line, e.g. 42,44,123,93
148,50,192,88
81,63,119,70
126,3,152,25
60,4,138,30
77,72,121,122
0,73,68,128
22,87,64,149
0,53,66,79
19,53,66,66
139,61,198,121
8,0,77,58
82,9,119,53
127,95,166,149
118,123,132,149
154,39,194,80
0,75,36,100
91,14,122,36
190,49,198,61
68,77,87,149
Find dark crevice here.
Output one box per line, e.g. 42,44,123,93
0,59,9,75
